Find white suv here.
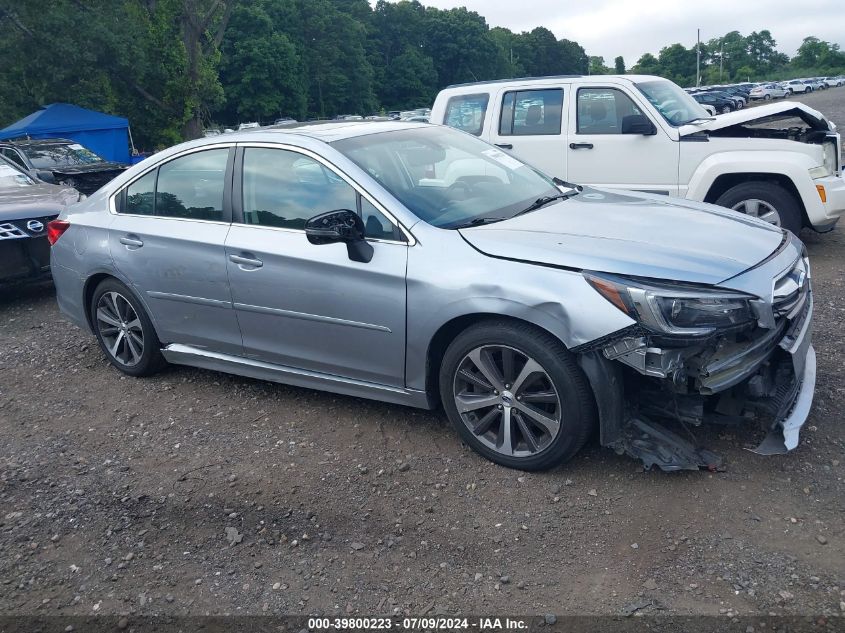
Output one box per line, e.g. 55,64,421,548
431,74,844,234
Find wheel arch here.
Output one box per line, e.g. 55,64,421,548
82,272,164,340
702,172,808,227
424,313,585,409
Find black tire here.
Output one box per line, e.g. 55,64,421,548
721,105,732,114
90,277,166,377
439,320,596,471
764,94,772,101
714,181,803,235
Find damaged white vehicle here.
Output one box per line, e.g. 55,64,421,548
432,75,845,234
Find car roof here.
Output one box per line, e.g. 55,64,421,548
441,74,668,90
217,120,428,144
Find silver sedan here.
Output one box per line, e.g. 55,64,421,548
48,122,815,472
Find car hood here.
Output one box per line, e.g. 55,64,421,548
458,188,784,285
48,162,127,175
680,101,832,135
0,182,79,220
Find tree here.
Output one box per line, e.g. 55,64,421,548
614,56,625,74
632,53,660,75
589,56,611,75
382,46,438,109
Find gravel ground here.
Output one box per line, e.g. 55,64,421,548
1,89,844,621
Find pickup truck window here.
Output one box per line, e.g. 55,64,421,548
444,93,490,136
576,88,643,134
499,89,563,136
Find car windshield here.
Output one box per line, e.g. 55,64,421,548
24,143,105,169
635,80,710,126
0,160,35,187
332,126,568,229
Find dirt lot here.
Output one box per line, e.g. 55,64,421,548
1,88,844,622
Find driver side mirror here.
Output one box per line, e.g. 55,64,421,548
621,114,657,135
305,209,374,263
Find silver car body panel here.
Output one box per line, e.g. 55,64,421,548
50,122,817,465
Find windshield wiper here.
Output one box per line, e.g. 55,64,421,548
449,216,507,229
680,117,717,125
512,192,573,218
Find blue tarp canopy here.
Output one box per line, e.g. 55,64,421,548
0,103,133,164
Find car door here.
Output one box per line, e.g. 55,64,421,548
225,144,408,387
109,145,244,355
565,85,679,196
487,86,568,180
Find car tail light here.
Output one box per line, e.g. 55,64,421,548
46,219,70,245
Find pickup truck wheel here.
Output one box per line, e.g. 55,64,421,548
715,182,802,234
439,321,595,471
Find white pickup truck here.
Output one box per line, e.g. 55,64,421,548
431,75,844,234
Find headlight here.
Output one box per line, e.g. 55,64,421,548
584,272,756,336
810,141,838,178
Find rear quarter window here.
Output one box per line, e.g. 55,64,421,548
443,93,490,136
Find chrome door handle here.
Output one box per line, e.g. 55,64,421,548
569,143,594,150
229,254,263,268
119,236,144,247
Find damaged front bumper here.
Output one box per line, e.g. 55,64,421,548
579,245,816,471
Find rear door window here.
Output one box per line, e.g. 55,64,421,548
443,93,490,136
499,89,564,136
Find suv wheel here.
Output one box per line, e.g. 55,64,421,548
439,320,595,471
721,105,732,114
715,181,802,235
90,278,166,377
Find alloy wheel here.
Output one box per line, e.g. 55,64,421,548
96,291,144,366
452,345,561,458
731,198,781,226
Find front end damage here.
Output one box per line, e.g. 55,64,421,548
576,238,815,471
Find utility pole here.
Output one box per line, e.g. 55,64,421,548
696,29,701,87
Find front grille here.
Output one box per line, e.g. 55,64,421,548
0,215,57,240
773,257,810,319
0,222,27,239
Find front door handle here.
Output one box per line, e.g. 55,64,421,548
229,254,263,268
495,143,513,149
119,235,144,248
569,143,594,150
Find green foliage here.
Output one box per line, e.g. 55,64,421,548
2,1,842,146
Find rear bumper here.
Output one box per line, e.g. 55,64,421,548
51,262,90,331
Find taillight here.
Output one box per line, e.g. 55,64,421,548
46,219,70,245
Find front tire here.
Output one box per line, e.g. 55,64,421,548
715,181,803,235
439,320,595,471
90,278,166,377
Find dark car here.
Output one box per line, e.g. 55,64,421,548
690,92,735,114
0,138,127,196
0,156,80,284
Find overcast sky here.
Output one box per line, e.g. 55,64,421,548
402,0,844,65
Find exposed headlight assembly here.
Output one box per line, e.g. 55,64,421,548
584,272,756,336
809,140,839,178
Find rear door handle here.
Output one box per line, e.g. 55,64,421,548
229,254,263,268
495,143,513,149
569,143,594,150
119,235,144,248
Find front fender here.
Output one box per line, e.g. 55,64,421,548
683,150,824,221
403,229,635,391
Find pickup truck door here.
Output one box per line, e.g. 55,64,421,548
486,86,569,180
564,85,679,196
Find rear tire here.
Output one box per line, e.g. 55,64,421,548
715,181,803,235
90,278,166,377
439,320,596,471
764,94,772,101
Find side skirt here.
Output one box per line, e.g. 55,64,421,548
161,344,432,409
